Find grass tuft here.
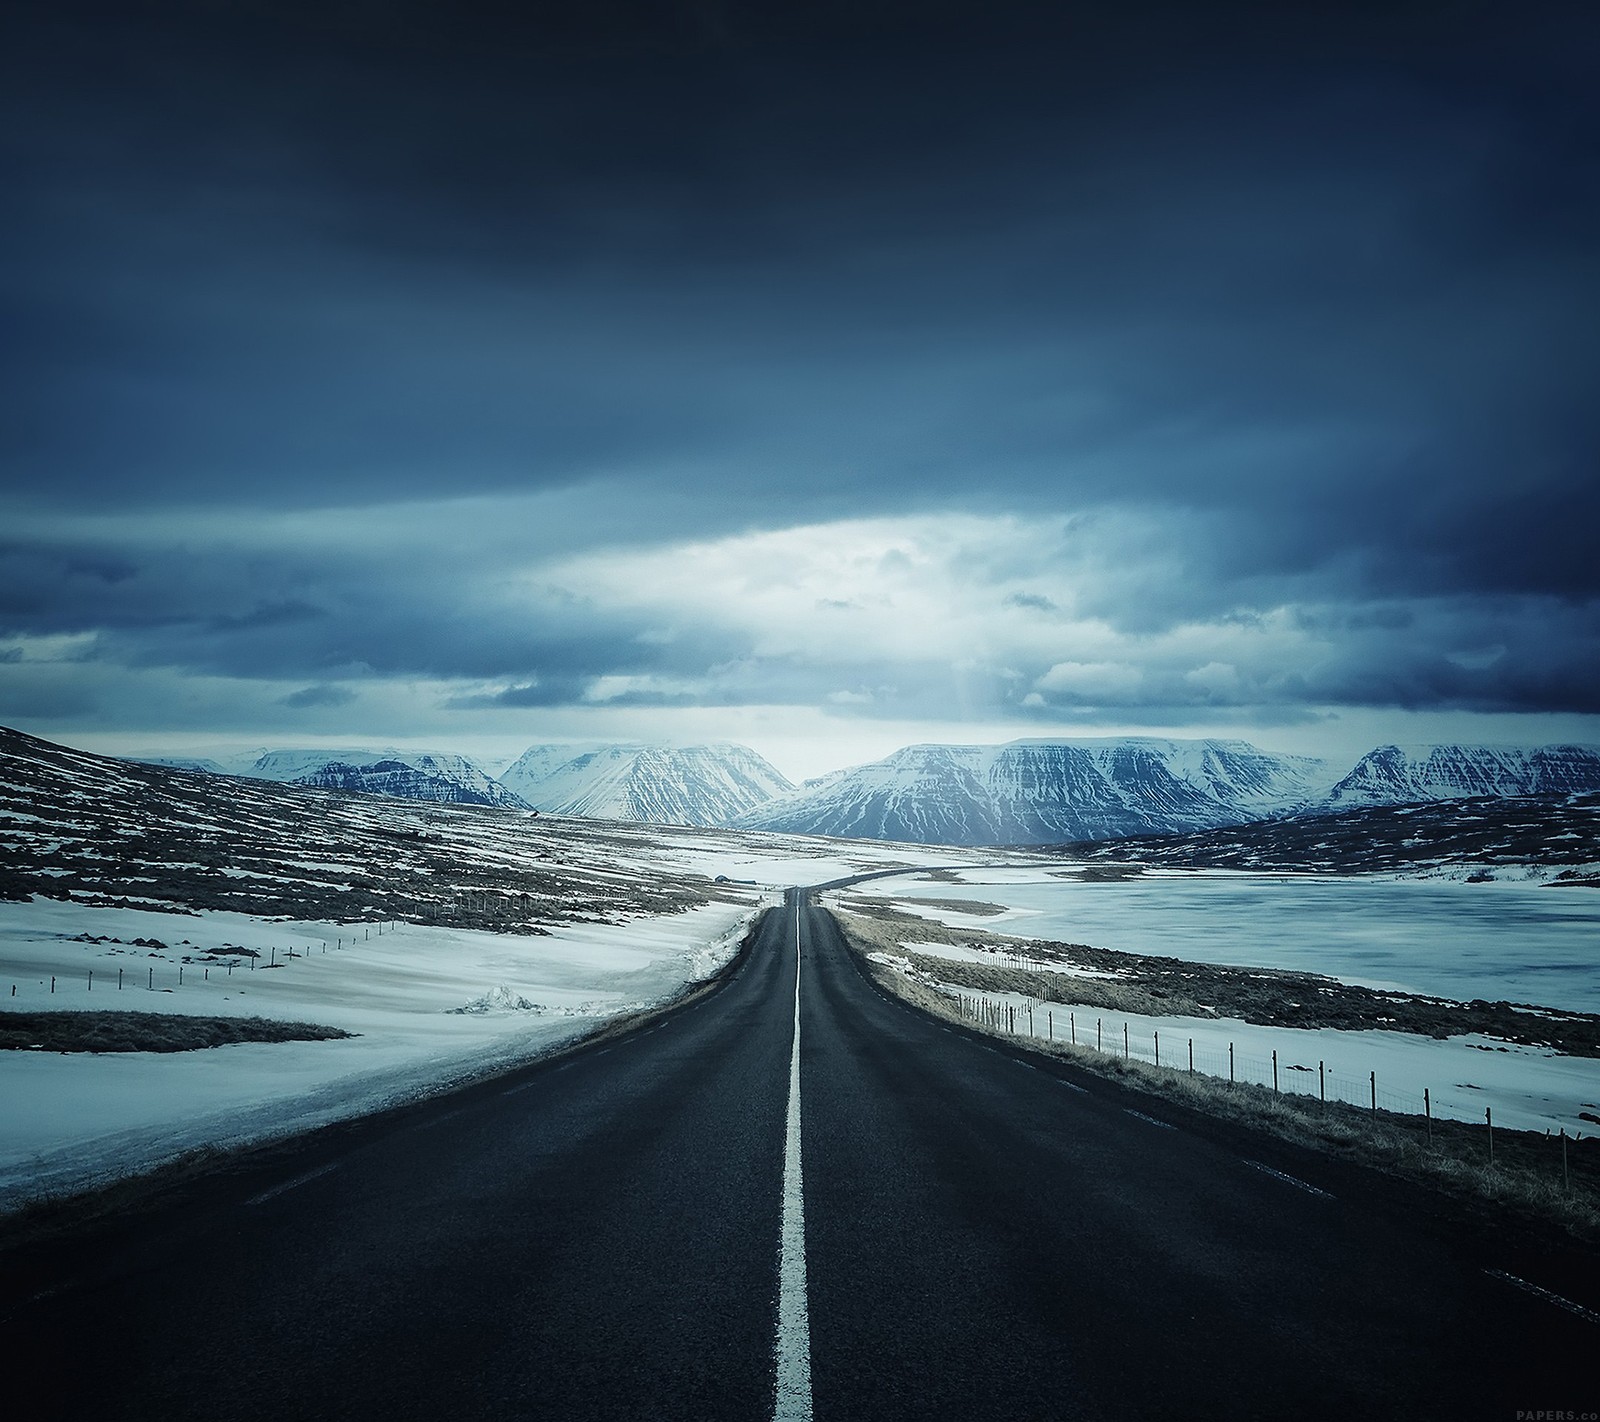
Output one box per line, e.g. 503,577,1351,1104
0,1010,353,1053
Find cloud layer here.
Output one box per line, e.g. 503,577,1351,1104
2,1,1597,762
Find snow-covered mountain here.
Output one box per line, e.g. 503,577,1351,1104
736,738,1331,845
293,757,529,809
136,755,230,775
499,742,793,827
132,746,528,810
1318,744,1600,809
494,743,602,797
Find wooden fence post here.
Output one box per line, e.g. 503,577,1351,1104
1272,1050,1278,1094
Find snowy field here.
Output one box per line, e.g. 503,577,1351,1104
834,866,1600,1134
0,896,771,1207
843,867,1600,1011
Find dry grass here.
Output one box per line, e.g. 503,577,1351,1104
0,1010,353,1053
833,908,1600,1243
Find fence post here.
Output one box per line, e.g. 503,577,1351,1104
1487,1107,1494,1165
1098,1018,1102,1052
1319,1060,1325,1101
148,967,153,989
1071,1012,1076,1045
1154,1031,1160,1068
50,975,55,993
1562,1129,1569,1192
1272,1049,1278,1094
1188,1038,1193,1074
87,971,92,992
1123,1023,1129,1061
1048,1011,1053,1041
178,966,183,986
1370,1071,1377,1117
118,968,123,990
1424,1088,1432,1145
1229,1042,1234,1084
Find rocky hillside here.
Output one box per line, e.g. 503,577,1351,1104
1051,792,1600,880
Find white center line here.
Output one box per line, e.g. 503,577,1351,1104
773,901,813,1421
1486,1269,1600,1326
1243,1159,1335,1199
500,1078,540,1096
246,1162,339,1206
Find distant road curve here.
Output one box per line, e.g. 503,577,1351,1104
3,884,1594,1421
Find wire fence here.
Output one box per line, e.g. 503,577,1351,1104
5,921,399,1001
945,987,1581,1162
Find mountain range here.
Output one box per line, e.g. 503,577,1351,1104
736,739,1600,845
734,738,1330,844
136,741,796,827
126,736,1600,847
499,743,794,828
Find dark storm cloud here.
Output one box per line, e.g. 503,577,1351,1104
280,683,356,709
1,0,1597,731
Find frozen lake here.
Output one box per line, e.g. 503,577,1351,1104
859,869,1600,1012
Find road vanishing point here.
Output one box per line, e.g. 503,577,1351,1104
3,886,1594,1420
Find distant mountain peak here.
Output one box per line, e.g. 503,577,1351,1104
1322,743,1600,808
498,741,793,828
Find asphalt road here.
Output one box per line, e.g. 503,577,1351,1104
3,889,1595,1421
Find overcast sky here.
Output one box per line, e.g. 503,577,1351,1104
3,0,1598,780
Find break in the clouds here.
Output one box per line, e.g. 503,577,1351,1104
1,0,1597,766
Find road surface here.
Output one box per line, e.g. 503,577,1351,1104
3,889,1594,1419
